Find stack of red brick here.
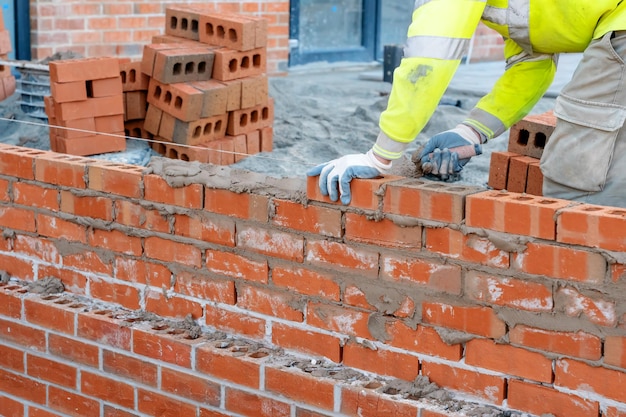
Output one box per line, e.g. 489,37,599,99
45,58,126,156
0,10,15,101
488,111,556,196
142,5,273,164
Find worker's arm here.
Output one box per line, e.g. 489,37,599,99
373,0,487,161
463,39,557,140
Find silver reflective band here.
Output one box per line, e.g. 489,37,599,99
414,0,486,12
508,0,532,52
405,35,470,60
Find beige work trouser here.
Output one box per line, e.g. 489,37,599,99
541,31,626,208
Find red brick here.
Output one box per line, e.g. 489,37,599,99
222,79,243,111
205,304,266,339
0,318,46,352
385,321,463,361
237,224,304,262
34,152,88,187
422,361,506,404
165,6,201,40
306,302,371,339
0,369,46,405
90,278,140,310
196,342,265,388
305,239,378,277
246,129,261,154
120,60,150,92
88,162,144,199
24,297,75,335
88,228,143,255
226,99,274,135
513,242,607,283
343,341,420,381
466,338,553,382
465,270,553,311
424,227,509,268
0,287,23,319
0,342,24,372
384,178,482,223
422,302,506,338
380,253,462,294
95,114,125,133
199,13,262,51
0,395,24,417
606,336,626,369
81,371,135,409
345,212,421,248
238,284,304,322
60,190,113,221
53,132,126,156
265,365,336,410
606,407,626,417
77,310,132,350
133,324,203,368
147,78,205,122
49,57,121,83
103,350,158,387
508,111,555,159
49,333,99,367
161,367,221,405
0,206,35,233
466,190,572,240
306,174,397,209
272,323,342,362
55,117,96,139
272,265,341,302
0,145,45,180
141,43,184,76
144,289,203,321
13,182,59,210
55,95,124,120
213,47,266,81
508,379,598,417
0,253,34,280
509,325,602,361
191,79,229,117
124,90,148,120
152,47,215,84
341,385,420,417
174,270,236,305
225,388,290,417
137,388,197,417
526,161,544,195
144,173,203,208
144,236,202,267
206,249,268,283
487,151,518,190
557,204,626,251
173,213,235,246
206,189,269,221
50,80,87,103
555,286,616,327
163,113,228,145
506,155,537,193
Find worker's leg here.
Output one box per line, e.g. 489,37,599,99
541,31,626,208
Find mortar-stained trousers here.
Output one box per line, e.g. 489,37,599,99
541,30,626,208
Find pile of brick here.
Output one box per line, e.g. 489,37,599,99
44,57,126,156
142,6,273,164
43,6,273,164
0,10,15,102
488,110,556,196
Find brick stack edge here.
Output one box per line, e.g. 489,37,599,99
43,5,273,164
488,110,556,196
0,9,16,102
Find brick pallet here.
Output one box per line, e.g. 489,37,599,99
488,110,556,196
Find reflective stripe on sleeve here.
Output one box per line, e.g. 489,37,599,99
404,36,471,60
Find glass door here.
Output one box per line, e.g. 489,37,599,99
289,0,377,66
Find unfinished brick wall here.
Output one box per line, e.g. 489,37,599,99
0,144,624,416
29,0,290,75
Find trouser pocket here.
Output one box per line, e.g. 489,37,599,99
540,32,626,192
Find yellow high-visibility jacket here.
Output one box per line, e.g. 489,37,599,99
373,0,626,161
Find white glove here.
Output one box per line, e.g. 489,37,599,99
307,149,391,204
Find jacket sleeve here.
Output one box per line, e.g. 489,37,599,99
374,0,486,161
463,39,557,140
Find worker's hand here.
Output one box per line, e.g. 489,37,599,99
307,149,391,205
419,124,483,182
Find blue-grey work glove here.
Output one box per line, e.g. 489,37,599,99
419,124,483,182
307,149,391,205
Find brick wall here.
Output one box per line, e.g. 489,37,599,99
1,144,624,416
469,23,504,63
29,0,290,74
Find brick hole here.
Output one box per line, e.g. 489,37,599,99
514,196,534,201
193,126,202,138
174,96,183,109
180,153,190,161
164,91,172,105
241,56,250,69
69,303,85,309
228,28,237,42
170,16,178,29
217,25,226,39
129,69,136,83
54,299,72,305
181,18,188,31
517,129,530,145
250,110,259,123
16,289,27,294
262,107,269,120
124,317,140,323
383,387,401,395
4,285,21,291
215,120,223,133
191,19,198,33
232,345,248,353
173,62,182,76
404,180,426,186
152,324,169,331
167,329,185,335
239,113,248,127
121,70,127,84
537,199,557,204
154,85,162,100
198,61,207,74
534,132,547,148
447,187,467,192
185,61,194,75
124,128,130,136
0,283,7,288
132,128,142,137
364,381,383,389
609,210,626,216
85,80,94,98
490,192,509,198
0,65,4,72
253,54,261,67
93,310,112,315
168,148,179,159
423,183,445,189
183,334,197,340
205,22,214,36
228,58,238,73
583,207,603,212
249,351,269,359
203,122,212,135
42,295,60,301
154,143,166,154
